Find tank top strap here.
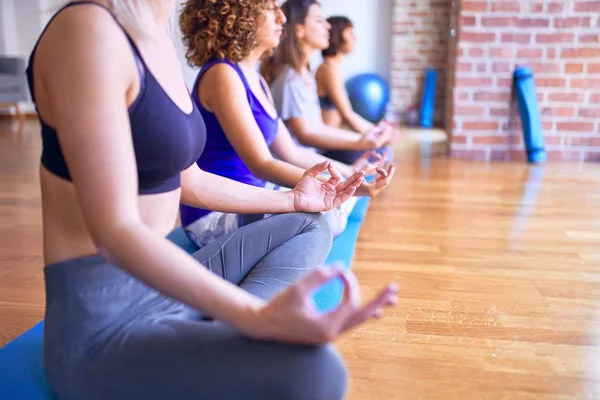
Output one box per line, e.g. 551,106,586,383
197,59,252,89
195,58,257,106
28,1,147,97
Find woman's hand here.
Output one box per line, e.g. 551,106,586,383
355,163,397,197
351,150,388,176
291,161,365,213
377,121,405,145
247,266,398,345
357,125,394,150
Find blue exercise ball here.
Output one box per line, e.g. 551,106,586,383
345,73,390,123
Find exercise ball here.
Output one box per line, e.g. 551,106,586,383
345,73,390,123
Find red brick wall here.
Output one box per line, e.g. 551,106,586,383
390,0,451,127
449,0,600,162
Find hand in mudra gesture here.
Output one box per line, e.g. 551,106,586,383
355,163,397,197
248,265,398,345
352,150,388,176
292,161,365,213
362,124,395,148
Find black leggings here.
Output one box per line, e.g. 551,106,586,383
42,212,348,400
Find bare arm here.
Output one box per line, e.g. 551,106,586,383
286,115,369,151
180,165,296,212
197,64,312,188
271,119,354,177
43,7,265,332
318,64,375,134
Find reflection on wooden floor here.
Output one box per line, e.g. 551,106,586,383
1,120,600,399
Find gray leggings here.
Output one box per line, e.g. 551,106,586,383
42,212,348,400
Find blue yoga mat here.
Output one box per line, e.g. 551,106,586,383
419,67,437,128
513,65,546,163
0,322,55,400
0,197,371,399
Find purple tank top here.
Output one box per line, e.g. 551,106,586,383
180,59,279,227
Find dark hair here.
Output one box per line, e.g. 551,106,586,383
179,0,273,67
321,16,353,58
260,0,320,84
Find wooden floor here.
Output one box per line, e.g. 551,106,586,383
1,119,600,399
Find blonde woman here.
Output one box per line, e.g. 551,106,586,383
26,0,397,398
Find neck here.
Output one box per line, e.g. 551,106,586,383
299,44,314,71
238,46,267,71
149,0,175,31
326,53,344,64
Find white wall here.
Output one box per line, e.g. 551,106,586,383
0,0,44,112
173,0,394,89
172,0,199,91
0,0,19,56
0,0,393,110
310,0,393,80
0,0,64,58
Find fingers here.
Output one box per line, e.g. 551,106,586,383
383,163,397,182
388,163,396,177
332,178,362,207
340,284,399,333
303,161,331,178
361,130,383,149
375,167,388,179
376,163,396,182
335,169,364,191
325,163,343,187
363,163,397,197
338,270,362,309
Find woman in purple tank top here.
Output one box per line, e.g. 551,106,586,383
179,0,397,248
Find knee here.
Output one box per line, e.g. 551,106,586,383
283,344,349,400
299,212,334,248
293,212,332,239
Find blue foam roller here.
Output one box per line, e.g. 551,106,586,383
419,67,437,128
513,66,546,164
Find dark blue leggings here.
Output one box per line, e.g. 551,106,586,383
42,212,348,400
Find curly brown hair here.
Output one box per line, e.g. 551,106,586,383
179,0,273,68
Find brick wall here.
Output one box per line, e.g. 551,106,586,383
449,0,600,162
390,0,451,127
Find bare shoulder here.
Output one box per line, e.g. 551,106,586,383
200,62,243,87
197,62,246,105
315,61,339,88
315,62,327,81
35,3,135,87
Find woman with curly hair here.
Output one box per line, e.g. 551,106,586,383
25,0,397,398
260,0,394,165
178,0,396,248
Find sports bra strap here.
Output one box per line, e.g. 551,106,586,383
28,1,146,103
